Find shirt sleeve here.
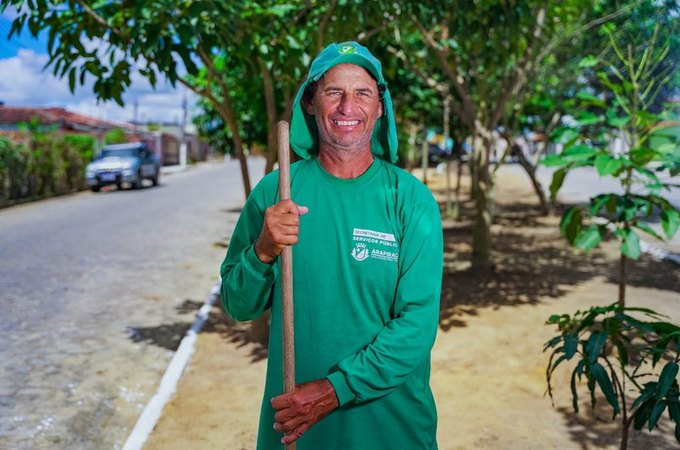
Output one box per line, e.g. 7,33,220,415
220,180,279,322
326,196,443,406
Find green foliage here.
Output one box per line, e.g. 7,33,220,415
543,25,680,261
545,304,680,443
544,12,680,448
103,127,127,145
1,0,247,105
0,132,93,206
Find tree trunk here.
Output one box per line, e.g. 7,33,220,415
451,154,463,220
618,253,627,308
406,123,419,173
469,140,478,201
215,91,252,198
507,135,549,216
260,58,278,176
471,126,494,270
420,131,429,185
232,131,252,199
443,95,453,217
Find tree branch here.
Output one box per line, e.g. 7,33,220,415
317,0,338,52
356,19,391,42
490,6,546,128
575,0,645,37
410,15,475,127
75,0,124,39
385,44,467,122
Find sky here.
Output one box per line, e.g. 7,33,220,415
0,10,198,125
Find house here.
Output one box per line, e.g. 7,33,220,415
0,105,211,166
0,105,135,135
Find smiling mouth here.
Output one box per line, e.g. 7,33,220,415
333,119,360,126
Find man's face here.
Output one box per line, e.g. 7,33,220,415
307,63,383,154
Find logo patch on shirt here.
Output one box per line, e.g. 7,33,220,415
351,228,399,263
351,243,370,261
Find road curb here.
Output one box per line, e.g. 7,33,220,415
640,240,680,265
593,217,680,266
122,282,220,450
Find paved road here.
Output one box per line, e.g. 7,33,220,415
501,164,680,254
534,165,680,209
0,157,264,449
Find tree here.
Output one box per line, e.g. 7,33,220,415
1,0,318,197
543,20,680,450
383,0,594,269
103,127,126,145
545,23,680,307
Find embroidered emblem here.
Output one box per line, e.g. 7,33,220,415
351,243,370,261
339,45,357,55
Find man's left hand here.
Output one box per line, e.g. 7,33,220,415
271,378,339,444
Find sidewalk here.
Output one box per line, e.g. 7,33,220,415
139,166,680,450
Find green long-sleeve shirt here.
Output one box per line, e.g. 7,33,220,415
221,157,443,450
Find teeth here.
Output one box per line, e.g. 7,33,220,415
334,120,359,126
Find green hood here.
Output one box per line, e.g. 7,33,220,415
289,41,398,164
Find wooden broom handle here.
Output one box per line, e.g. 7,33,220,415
277,121,296,450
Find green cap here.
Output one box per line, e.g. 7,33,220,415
290,41,398,163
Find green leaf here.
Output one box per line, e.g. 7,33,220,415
632,383,657,410
560,207,583,244
542,155,566,167
549,168,567,200
576,91,606,108
576,112,602,126
648,400,667,431
590,194,612,216
550,354,568,374
565,334,579,359
570,360,586,413
629,148,657,166
586,331,607,363
579,55,599,68
551,127,580,145
575,224,603,251
590,362,620,415
561,144,598,162
620,228,641,260
656,362,679,400
606,110,630,128
68,67,76,93
633,399,655,431
660,210,680,239
633,221,663,240
669,398,680,422
614,341,628,366
594,154,624,176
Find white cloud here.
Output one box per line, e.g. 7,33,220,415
0,48,198,124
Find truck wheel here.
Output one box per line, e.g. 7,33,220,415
133,170,143,189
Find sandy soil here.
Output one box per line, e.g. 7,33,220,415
143,167,680,450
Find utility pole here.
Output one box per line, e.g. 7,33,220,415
179,88,188,168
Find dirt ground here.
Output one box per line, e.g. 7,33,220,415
143,167,680,450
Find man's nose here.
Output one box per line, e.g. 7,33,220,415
337,94,356,115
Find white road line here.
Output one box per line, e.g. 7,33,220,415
122,283,221,450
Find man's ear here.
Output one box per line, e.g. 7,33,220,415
302,97,315,115
378,99,384,117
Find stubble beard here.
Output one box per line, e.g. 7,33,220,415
315,116,375,158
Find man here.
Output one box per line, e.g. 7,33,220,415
221,41,443,449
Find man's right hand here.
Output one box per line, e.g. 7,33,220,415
255,200,309,263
